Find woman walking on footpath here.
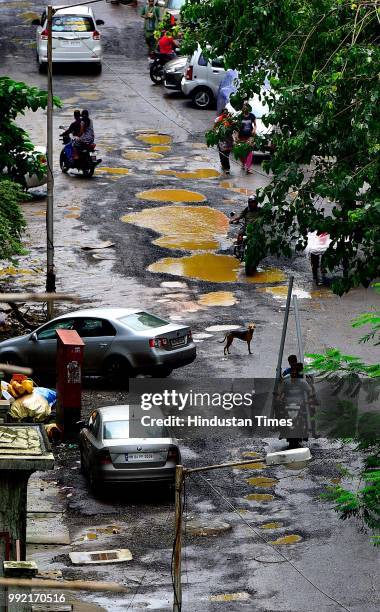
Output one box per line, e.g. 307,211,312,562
236,102,256,173
214,108,234,175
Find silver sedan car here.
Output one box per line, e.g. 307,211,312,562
79,405,180,493
0,307,196,381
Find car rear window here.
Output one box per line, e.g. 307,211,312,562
103,420,170,439
119,312,168,331
52,15,95,32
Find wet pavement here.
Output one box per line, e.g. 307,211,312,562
1,1,379,610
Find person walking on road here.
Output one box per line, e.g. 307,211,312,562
141,0,160,55
214,108,234,174
236,102,256,173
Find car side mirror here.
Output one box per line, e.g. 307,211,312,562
30,332,38,343
31,19,41,26
59,125,66,130
76,419,86,429
95,19,104,25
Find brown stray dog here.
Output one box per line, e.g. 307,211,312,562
219,323,256,355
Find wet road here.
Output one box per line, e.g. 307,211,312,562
1,1,379,611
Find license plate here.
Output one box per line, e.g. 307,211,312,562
61,40,81,47
171,337,185,347
125,453,154,462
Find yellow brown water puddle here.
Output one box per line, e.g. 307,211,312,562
261,522,284,529
136,134,172,146
19,11,39,21
209,593,250,603
270,534,302,545
219,180,235,189
191,143,208,150
197,291,237,307
310,288,334,298
149,253,240,282
136,189,207,203
150,145,171,153
246,477,278,488
122,206,228,251
123,150,163,161
157,168,220,180
257,286,311,299
242,451,260,458
235,462,266,470
97,167,130,175
0,267,37,276
245,493,274,502
229,187,254,196
78,91,101,101
149,253,285,284
65,213,80,219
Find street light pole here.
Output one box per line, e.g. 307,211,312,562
46,4,55,320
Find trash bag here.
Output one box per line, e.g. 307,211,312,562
9,392,51,423
34,387,57,407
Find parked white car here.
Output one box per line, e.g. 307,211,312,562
33,5,104,73
181,47,227,109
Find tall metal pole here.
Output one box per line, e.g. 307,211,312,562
46,5,56,320
293,295,304,364
275,275,294,384
173,465,184,612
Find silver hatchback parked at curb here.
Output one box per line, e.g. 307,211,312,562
79,405,180,494
0,307,196,381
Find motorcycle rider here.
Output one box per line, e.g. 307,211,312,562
230,195,261,229
72,109,95,160
157,29,177,60
61,110,82,138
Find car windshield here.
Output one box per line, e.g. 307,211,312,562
119,312,168,331
167,0,185,9
52,15,95,32
103,420,170,439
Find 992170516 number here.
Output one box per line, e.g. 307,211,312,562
8,593,66,603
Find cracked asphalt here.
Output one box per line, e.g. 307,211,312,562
0,1,379,610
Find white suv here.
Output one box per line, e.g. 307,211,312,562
181,47,227,109
33,5,104,73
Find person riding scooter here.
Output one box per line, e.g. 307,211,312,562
72,109,95,160
230,195,261,230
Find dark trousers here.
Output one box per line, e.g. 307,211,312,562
219,148,231,171
310,253,326,279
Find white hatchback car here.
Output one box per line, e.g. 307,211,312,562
33,6,104,73
181,46,227,109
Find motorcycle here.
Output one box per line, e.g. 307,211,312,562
59,131,101,178
149,51,176,85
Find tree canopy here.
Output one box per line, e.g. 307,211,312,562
181,0,380,294
0,76,61,186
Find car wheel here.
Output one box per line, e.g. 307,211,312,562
150,63,164,85
150,366,173,378
192,87,214,109
103,355,132,388
93,63,102,75
59,151,69,173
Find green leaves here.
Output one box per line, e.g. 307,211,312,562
0,180,27,260
182,0,380,293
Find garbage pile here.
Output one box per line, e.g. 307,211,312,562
1,375,57,423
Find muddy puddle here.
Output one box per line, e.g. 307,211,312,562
235,462,266,470
136,189,207,203
270,534,302,545
242,451,260,458
149,253,285,284
122,205,228,251
18,11,39,21
97,167,130,175
261,522,284,529
246,476,278,488
257,286,311,299
245,493,274,502
150,145,171,153
157,168,220,180
123,150,163,161
198,291,237,306
136,134,172,145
